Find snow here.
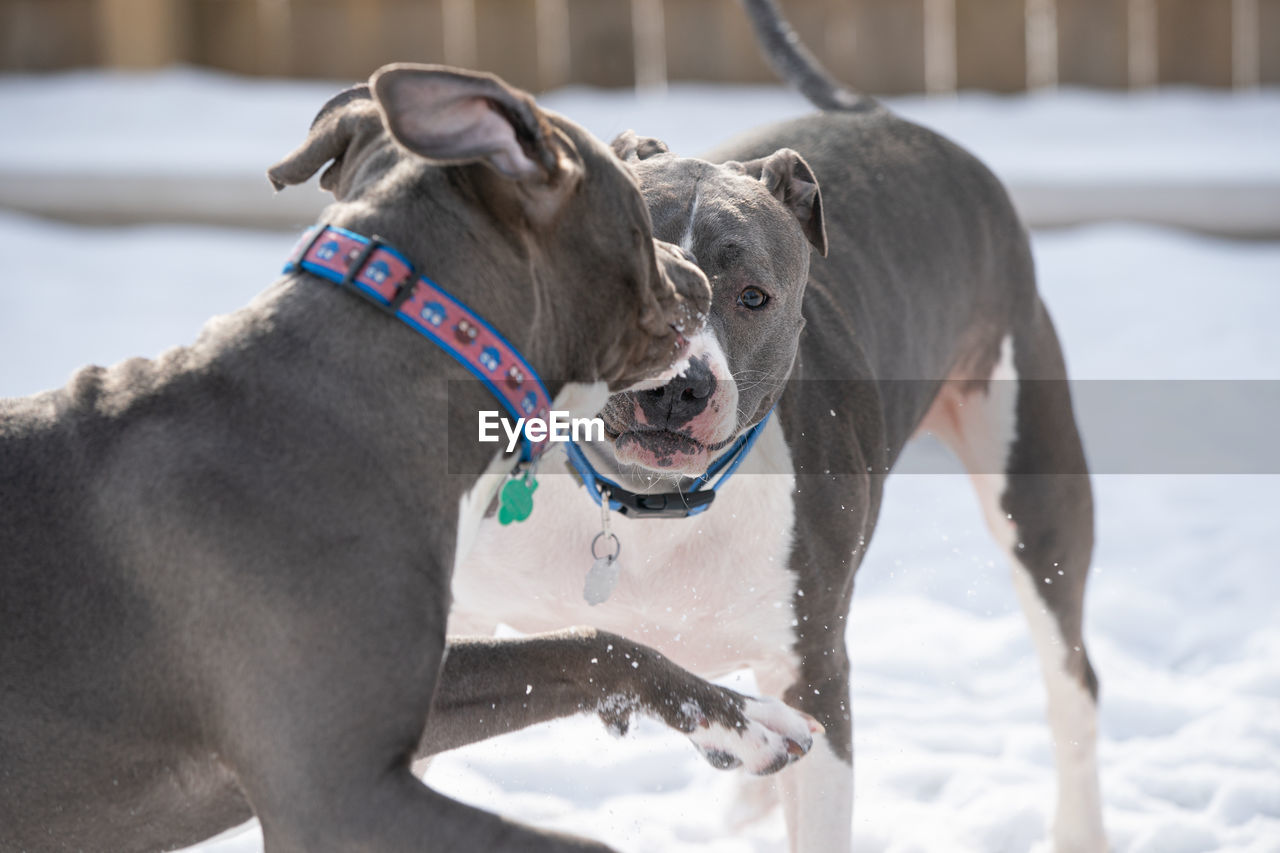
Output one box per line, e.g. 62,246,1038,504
1,72,1278,853
1,69,1278,233
0,69,337,175
2,69,1276,184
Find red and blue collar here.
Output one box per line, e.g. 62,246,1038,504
284,224,554,461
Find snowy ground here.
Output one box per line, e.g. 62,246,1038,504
2,73,1278,853
1,217,1276,852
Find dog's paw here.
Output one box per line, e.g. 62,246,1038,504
687,697,823,775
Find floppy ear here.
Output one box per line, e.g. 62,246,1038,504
370,63,577,183
739,148,827,257
267,84,378,193
611,130,671,162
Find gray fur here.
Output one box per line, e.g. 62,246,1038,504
0,63,712,853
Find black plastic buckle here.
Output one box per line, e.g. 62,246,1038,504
604,484,717,519
386,263,419,314
340,237,381,288
340,235,417,315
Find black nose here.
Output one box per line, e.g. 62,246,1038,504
639,356,716,428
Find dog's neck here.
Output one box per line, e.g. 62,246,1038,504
331,166,592,395
206,179,591,520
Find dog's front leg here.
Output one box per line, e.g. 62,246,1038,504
754,649,854,853
746,466,869,853
422,628,821,775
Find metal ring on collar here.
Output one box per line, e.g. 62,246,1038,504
591,531,621,562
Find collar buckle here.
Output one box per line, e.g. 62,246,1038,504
602,484,717,519
338,234,417,316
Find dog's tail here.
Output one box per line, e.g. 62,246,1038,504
740,0,876,112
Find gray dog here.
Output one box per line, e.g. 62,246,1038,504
450,2,1105,851
0,63,830,852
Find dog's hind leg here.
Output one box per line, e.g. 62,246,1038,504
921,301,1106,852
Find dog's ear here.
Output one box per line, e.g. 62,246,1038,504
267,84,378,194
611,130,671,162
370,63,578,183
738,149,827,257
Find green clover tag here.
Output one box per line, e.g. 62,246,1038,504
498,474,538,525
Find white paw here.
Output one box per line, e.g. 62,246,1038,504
688,697,824,775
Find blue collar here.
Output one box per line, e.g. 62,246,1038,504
563,410,773,519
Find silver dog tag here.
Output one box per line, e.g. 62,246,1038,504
583,555,621,606
584,528,622,606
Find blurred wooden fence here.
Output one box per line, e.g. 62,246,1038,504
3,0,1278,93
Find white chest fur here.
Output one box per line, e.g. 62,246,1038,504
450,418,799,677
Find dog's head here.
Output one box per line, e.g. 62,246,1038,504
601,131,825,475
267,65,710,393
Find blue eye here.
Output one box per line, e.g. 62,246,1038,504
738,286,769,310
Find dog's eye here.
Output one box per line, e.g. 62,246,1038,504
738,286,769,310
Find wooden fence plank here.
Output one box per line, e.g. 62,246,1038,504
663,0,777,83
1,0,101,70
1259,0,1280,83
473,0,541,89
441,0,477,68
788,0,858,87
955,0,1028,92
849,0,927,94
567,0,634,88
375,0,447,68
1156,0,1233,86
285,0,444,81
1056,0,1130,87
662,0,863,87
190,0,269,75
287,0,370,79
923,0,958,92
97,0,190,68
661,0,713,81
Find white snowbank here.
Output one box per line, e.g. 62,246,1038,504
2,69,1276,183
1,69,1278,232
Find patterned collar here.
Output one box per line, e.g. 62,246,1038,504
284,224,553,461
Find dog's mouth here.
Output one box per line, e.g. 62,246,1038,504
607,421,743,476
612,428,711,473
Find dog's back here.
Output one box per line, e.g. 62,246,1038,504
703,116,1035,472
1,364,256,851
2,373,125,682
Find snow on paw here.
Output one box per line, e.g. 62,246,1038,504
688,696,822,775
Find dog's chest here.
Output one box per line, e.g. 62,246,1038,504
450,421,799,676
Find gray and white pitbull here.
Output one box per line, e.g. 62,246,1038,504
450,2,1105,851
0,64,824,852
